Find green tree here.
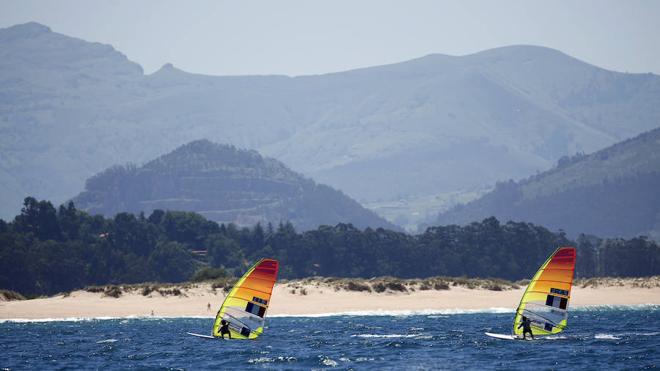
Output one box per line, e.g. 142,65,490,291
206,234,244,268
148,241,195,282
13,197,62,241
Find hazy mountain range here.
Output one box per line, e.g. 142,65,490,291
72,140,395,231
437,127,660,239
1,22,659,227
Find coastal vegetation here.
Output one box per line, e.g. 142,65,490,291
1,197,659,297
4,276,655,302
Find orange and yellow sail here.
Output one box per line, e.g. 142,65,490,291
513,247,576,336
212,258,279,339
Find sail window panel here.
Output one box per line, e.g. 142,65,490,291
252,296,268,305
223,306,265,327
525,302,567,326
545,294,570,311
245,302,266,318
545,295,555,307
550,288,570,296
527,317,551,334
545,294,566,308
226,319,243,333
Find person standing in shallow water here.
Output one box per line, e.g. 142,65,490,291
219,319,231,339
518,316,534,340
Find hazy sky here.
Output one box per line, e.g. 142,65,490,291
1,0,658,76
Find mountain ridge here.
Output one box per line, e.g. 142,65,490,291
1,22,659,228
436,127,660,239
72,139,398,231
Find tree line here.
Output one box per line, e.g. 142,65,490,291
1,197,658,296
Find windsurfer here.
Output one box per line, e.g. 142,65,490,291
518,316,534,340
219,319,232,339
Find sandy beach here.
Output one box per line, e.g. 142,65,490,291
2,277,659,320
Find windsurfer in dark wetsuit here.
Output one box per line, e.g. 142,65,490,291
518,316,534,340
219,319,232,339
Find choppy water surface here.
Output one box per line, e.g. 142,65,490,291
1,307,659,370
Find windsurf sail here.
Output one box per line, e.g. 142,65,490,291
513,247,576,337
212,258,279,339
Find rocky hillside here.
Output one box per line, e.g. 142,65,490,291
437,128,660,239
72,140,397,231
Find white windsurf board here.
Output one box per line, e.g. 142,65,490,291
485,332,521,340
187,332,217,339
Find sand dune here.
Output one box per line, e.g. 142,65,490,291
2,278,659,320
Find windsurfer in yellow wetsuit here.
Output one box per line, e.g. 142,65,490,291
219,319,232,339
518,316,534,340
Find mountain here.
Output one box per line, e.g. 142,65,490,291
436,128,660,239
2,22,660,226
71,140,397,231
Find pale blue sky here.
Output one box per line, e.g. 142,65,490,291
1,0,658,76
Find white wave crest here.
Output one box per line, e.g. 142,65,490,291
320,357,338,367
543,335,568,340
0,316,122,323
270,307,513,318
96,338,118,344
248,357,273,364
0,315,214,323
3,304,655,323
352,333,419,338
247,356,296,364
573,304,660,312
595,334,621,340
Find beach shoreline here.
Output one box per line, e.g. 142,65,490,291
2,277,659,321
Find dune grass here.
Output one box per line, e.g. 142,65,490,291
0,289,26,301
61,276,660,299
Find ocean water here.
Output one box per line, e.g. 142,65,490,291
1,307,659,370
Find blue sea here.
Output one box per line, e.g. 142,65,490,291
2,307,659,370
